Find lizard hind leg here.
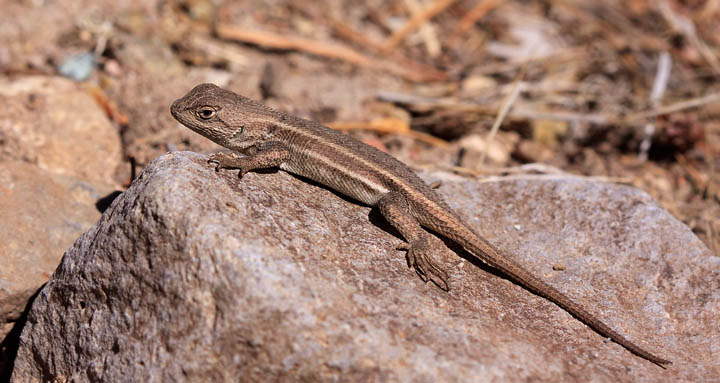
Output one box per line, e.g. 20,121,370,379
377,192,451,291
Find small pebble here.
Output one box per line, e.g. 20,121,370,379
58,52,96,81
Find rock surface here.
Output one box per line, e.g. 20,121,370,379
0,76,121,376
0,76,121,334
0,76,122,186
0,162,111,334
12,152,719,382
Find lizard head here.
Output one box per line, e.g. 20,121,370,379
171,83,282,152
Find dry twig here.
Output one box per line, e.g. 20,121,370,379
328,118,448,147
328,21,446,80
215,24,445,82
479,78,524,165
657,0,720,73
377,89,720,125
639,51,672,161
625,91,720,121
453,0,506,40
382,0,459,51
403,0,442,57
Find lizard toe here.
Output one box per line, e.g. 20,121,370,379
402,238,451,291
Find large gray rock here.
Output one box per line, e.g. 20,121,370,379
0,162,112,336
0,76,120,340
12,152,719,382
0,76,122,186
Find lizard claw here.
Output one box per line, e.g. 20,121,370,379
207,158,220,171
207,152,246,176
208,160,223,172
208,153,228,171
397,239,450,291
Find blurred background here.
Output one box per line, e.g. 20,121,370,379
1,0,718,283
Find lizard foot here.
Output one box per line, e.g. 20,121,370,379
397,237,450,291
208,152,248,177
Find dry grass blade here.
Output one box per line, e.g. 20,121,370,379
479,79,524,166
382,0,459,51
454,0,506,39
85,83,128,126
330,20,388,54
328,118,449,147
625,91,720,122
215,24,445,82
403,0,442,57
657,0,720,73
329,21,447,80
378,89,720,126
639,51,672,161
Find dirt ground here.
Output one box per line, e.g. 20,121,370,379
1,0,718,254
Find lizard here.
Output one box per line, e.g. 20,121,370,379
170,83,671,367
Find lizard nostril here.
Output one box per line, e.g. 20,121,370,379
170,100,182,116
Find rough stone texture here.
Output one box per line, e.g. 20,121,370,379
0,75,121,340
12,152,719,382
0,76,122,186
0,162,112,332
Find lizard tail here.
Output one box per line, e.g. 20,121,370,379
456,232,671,368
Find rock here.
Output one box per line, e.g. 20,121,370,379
0,2,75,73
0,162,112,334
0,75,122,337
0,76,122,186
12,152,719,382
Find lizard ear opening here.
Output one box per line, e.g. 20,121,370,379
231,126,244,139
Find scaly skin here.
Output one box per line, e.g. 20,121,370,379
171,83,671,367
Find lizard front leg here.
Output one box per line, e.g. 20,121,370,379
208,141,290,178
377,192,451,291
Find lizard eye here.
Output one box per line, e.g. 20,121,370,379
197,107,216,120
